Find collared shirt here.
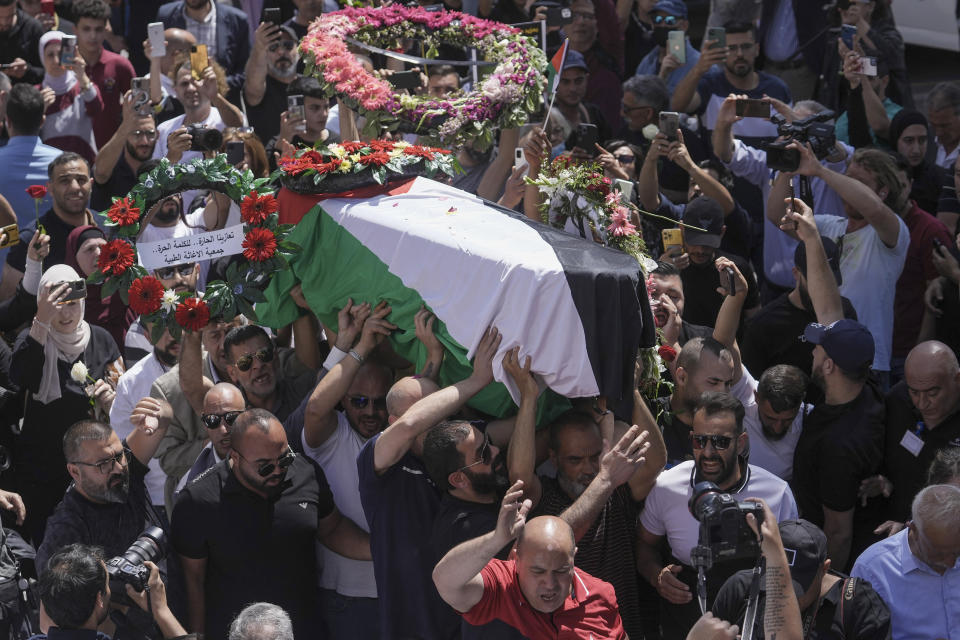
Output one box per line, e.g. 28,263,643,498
635,39,701,93
184,0,217,60
462,558,626,639
935,141,959,171
0,136,61,225
852,529,960,640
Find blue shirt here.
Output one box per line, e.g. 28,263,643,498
635,39,701,94
0,136,62,265
852,529,960,640
762,0,800,62
697,67,792,144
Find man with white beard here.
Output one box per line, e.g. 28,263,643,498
244,22,301,144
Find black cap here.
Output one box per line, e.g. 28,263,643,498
779,519,828,594
682,197,724,248
794,236,843,286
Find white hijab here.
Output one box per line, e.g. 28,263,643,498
39,31,77,96
34,264,91,404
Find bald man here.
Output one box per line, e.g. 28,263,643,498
865,340,960,527
174,382,245,496
433,482,627,638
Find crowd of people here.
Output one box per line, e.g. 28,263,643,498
0,0,956,639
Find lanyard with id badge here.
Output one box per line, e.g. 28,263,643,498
900,421,925,457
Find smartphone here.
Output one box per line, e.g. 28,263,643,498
0,64,11,70
387,70,423,90
0,223,17,249
840,24,857,50
131,77,151,116
189,44,208,80
659,111,680,141
667,31,685,64
61,280,87,302
706,26,726,50
545,6,572,27
933,237,945,252
147,22,166,58
287,94,306,133
662,228,684,255
59,35,76,66
226,140,245,166
41,0,55,16
859,56,877,77
723,267,737,296
614,178,634,204
735,98,769,118
568,123,598,154
262,7,282,25
514,147,526,171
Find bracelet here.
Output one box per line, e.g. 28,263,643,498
321,346,348,371
32,318,51,331
349,349,364,364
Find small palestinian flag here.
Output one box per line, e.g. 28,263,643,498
258,177,655,419
546,39,569,96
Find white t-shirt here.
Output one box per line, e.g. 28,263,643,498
640,460,798,566
153,107,225,165
301,411,377,597
731,367,809,481
815,215,910,372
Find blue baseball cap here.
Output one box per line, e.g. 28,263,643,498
562,50,589,72
651,0,688,18
802,319,875,373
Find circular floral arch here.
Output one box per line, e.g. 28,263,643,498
89,155,298,339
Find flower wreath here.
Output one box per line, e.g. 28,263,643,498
87,155,299,340
301,5,547,150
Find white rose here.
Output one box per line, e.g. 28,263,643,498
161,289,178,313
70,361,89,384
642,124,660,140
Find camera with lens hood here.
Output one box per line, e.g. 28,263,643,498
765,110,836,172
688,481,763,563
105,526,165,599
186,125,224,152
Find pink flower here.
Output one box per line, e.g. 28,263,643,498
607,210,637,237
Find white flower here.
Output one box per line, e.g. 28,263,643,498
160,289,178,312
641,256,659,273
70,361,89,384
642,124,660,140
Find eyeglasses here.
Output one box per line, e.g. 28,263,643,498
131,129,158,140
155,264,194,279
614,154,636,163
268,41,297,52
571,11,596,21
235,446,296,477
652,14,680,26
691,434,734,451
726,43,755,54
457,432,492,473
347,395,388,411
201,411,241,429
70,450,126,475
234,345,275,372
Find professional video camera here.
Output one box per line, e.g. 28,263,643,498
105,526,165,598
688,481,764,564
186,124,224,152
765,110,836,172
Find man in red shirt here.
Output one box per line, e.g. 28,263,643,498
433,480,628,640
73,0,133,148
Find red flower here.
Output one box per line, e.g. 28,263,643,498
658,344,678,362
240,191,279,225
368,139,395,152
358,151,391,167
97,239,135,276
127,276,164,316
175,297,210,331
341,141,366,153
242,227,277,262
107,197,140,226
403,145,435,161
25,185,47,199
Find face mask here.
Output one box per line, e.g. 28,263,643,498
652,27,670,47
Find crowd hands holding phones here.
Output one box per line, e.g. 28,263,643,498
0,0,954,639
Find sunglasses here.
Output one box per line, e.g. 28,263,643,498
653,15,680,26
236,446,297,478
347,395,388,411
201,411,241,429
70,450,126,475
268,41,297,52
691,434,734,451
234,345,274,372
614,154,636,164
458,432,492,472
155,264,194,279
131,129,158,140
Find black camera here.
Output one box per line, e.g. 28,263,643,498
765,110,836,172
187,125,224,152
105,527,166,598
688,482,763,563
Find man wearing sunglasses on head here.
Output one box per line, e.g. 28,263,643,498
637,391,798,638
171,408,371,640
173,382,245,497
634,0,700,93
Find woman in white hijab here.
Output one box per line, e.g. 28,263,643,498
9,263,123,543
38,30,103,166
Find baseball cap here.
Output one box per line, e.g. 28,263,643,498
562,50,589,73
802,319,875,373
779,520,828,594
793,236,843,286
651,0,688,18
681,197,724,249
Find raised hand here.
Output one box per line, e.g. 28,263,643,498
502,346,538,399
356,301,397,355
494,479,533,545
599,424,650,487
130,396,173,435
414,306,443,354
469,326,502,386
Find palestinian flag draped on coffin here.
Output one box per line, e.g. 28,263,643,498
256,176,656,419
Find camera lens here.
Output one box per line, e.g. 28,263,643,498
121,526,166,565
688,481,722,520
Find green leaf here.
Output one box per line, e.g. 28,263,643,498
236,297,258,322
150,321,166,344
117,279,130,305
242,286,267,303
277,240,300,253
372,166,386,185
101,276,121,298
169,323,183,342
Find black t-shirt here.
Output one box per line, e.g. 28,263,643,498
713,570,891,640
652,396,694,467
741,293,858,379
247,75,298,146
91,152,138,213
0,10,44,85
791,382,885,567
679,251,759,328
170,456,335,640
881,382,960,522
6,209,94,274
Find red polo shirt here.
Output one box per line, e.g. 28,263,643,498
85,48,134,148
461,559,626,640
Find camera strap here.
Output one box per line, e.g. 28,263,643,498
740,554,765,640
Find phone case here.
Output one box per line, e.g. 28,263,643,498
661,228,684,252
667,31,685,64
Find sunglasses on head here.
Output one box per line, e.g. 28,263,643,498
691,434,733,451
201,411,241,429
653,14,680,26
234,345,274,372
347,395,388,411
155,264,195,279
237,447,297,477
